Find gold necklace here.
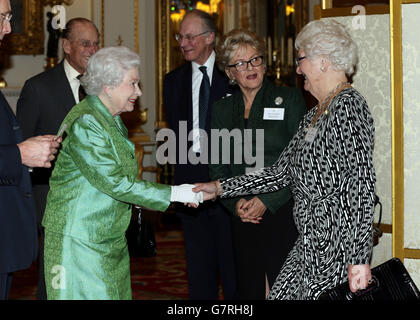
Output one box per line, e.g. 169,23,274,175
308,81,351,129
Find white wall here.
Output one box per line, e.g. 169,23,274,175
402,3,420,288
3,2,94,88
324,14,393,268
4,0,158,181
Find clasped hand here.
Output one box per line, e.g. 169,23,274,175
348,264,372,293
190,181,220,203
187,181,373,293
171,184,203,206
235,197,266,224
179,181,221,208
170,181,220,208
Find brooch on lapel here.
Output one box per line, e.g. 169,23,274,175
274,96,283,105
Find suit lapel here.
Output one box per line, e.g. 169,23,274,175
231,92,245,130
0,91,23,143
207,64,230,132
248,78,269,129
54,61,77,113
181,63,193,133
180,61,229,133
209,65,227,109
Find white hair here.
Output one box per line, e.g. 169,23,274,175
81,46,140,96
295,19,358,76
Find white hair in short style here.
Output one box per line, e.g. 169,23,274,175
81,46,140,96
295,19,358,76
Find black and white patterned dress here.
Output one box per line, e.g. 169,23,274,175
219,87,376,300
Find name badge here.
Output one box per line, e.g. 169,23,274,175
263,108,284,120
304,127,317,143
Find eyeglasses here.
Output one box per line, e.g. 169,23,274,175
0,13,12,25
75,40,100,49
174,31,210,42
227,56,264,72
295,56,306,66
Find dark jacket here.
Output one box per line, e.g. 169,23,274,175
163,61,233,184
16,61,76,185
209,78,307,215
0,92,38,273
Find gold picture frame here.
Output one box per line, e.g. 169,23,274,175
3,0,44,55
154,0,308,128
155,0,187,129
155,0,224,129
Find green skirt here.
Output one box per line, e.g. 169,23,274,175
44,230,132,300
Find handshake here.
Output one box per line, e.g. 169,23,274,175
170,184,203,206
170,182,221,207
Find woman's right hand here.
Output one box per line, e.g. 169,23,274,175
348,264,372,293
171,184,203,206
193,180,221,201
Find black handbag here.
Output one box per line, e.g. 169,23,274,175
319,258,420,300
126,206,157,258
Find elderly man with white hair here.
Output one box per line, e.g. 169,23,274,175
42,46,202,300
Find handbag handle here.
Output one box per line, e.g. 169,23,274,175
345,275,380,300
373,195,383,244
135,206,142,230
374,195,382,228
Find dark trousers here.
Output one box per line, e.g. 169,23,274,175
32,184,49,300
231,198,297,300
0,273,13,300
178,202,237,300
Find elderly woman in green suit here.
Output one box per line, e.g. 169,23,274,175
42,46,201,300
209,29,306,299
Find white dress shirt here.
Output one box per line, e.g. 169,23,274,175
63,59,82,104
191,50,215,153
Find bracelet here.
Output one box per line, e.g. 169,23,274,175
209,181,218,202
215,181,222,196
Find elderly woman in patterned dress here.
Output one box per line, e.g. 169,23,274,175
193,19,376,300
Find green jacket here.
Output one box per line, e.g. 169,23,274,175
42,95,171,243
209,78,306,215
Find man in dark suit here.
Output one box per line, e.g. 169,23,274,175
0,0,61,299
163,9,236,300
15,17,99,300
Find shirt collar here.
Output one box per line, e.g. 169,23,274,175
63,58,82,81
192,50,215,74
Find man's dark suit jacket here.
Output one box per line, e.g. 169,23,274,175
15,61,77,300
0,92,38,273
16,61,76,185
163,59,237,300
163,61,232,185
